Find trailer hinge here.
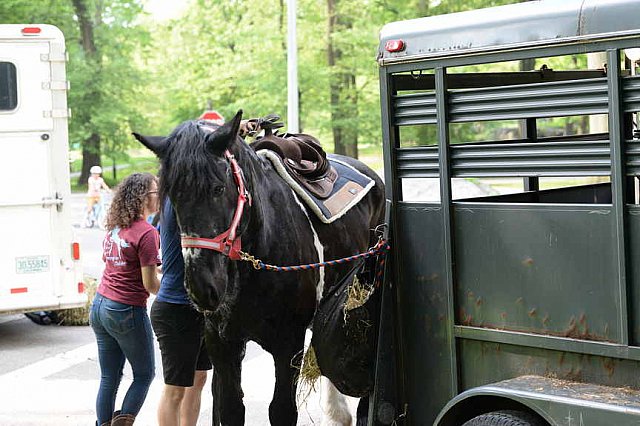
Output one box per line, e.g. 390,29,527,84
40,52,69,62
42,81,70,91
42,193,64,212
43,109,72,119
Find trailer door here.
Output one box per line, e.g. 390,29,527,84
0,28,83,313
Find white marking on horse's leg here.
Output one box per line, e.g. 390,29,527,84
320,376,353,426
290,190,325,300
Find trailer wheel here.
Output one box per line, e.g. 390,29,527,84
24,311,59,326
462,410,544,426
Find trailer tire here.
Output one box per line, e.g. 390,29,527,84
462,410,544,426
24,311,59,326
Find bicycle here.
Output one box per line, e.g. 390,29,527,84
83,190,111,229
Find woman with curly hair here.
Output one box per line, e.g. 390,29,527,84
90,172,161,426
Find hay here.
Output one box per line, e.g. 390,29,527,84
343,274,375,345
55,277,97,326
295,345,322,405
344,275,373,313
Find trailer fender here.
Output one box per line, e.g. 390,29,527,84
435,375,640,426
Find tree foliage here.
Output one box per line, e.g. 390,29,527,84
2,0,548,172
148,0,527,154
1,0,151,184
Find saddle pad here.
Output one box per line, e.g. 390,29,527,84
257,149,375,224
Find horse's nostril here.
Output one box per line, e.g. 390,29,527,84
206,285,219,308
185,278,219,311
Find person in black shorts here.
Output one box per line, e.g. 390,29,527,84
151,197,212,426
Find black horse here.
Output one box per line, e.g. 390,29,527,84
135,110,385,425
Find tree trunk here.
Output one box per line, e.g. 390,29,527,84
327,0,358,158
72,0,102,185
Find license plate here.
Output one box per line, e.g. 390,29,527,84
15,255,50,274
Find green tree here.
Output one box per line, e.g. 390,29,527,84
3,0,540,168
68,0,150,184
1,0,151,185
326,0,358,157
147,0,289,134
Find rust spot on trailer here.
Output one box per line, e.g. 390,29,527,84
522,257,534,266
476,297,483,306
564,317,578,337
500,312,507,320
528,308,537,318
602,358,615,377
472,322,614,343
515,297,524,305
459,308,473,325
555,315,605,340
542,314,550,326
467,290,475,299
564,368,583,382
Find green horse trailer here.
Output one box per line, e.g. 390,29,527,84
372,0,640,425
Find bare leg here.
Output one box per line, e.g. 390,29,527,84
157,384,186,426
180,370,208,426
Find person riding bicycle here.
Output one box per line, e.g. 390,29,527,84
86,165,110,221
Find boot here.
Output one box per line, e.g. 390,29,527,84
96,410,120,426
111,413,135,426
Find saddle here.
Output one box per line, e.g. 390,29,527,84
243,116,337,199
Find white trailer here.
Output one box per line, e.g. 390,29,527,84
0,24,86,315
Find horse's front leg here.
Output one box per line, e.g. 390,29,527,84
320,377,353,426
204,325,246,426
269,327,306,426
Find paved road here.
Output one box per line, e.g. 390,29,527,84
0,194,357,425
0,313,338,425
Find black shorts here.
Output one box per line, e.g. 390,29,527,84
150,300,212,387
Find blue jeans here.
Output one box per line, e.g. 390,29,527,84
90,293,155,424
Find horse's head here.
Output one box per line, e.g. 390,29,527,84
134,110,248,313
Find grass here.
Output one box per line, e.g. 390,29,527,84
70,150,160,192
358,144,384,176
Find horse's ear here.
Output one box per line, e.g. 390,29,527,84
133,133,168,158
206,110,243,154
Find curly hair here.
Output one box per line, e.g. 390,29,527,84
105,172,157,230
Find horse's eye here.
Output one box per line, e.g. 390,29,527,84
212,185,225,196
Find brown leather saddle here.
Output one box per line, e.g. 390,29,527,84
244,116,338,199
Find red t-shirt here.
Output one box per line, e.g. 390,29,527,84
98,219,161,307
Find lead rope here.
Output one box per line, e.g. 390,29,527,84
238,237,390,273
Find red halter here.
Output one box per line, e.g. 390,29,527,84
181,149,251,260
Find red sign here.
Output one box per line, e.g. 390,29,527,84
199,110,225,125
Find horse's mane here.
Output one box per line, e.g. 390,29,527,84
159,120,231,202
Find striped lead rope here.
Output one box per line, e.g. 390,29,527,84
239,239,390,272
